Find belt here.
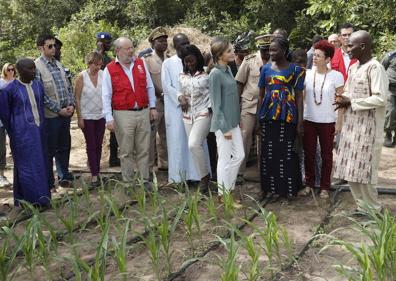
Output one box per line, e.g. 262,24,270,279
127,106,148,111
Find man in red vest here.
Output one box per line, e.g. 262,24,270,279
331,23,358,81
102,37,158,185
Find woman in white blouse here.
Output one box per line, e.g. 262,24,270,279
300,40,344,198
75,52,105,187
178,45,211,192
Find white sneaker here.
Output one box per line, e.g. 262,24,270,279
0,176,11,188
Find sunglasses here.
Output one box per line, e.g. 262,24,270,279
46,44,56,49
7,68,15,72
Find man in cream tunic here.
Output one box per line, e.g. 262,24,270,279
161,33,201,183
334,30,389,211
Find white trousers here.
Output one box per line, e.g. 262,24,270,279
349,182,382,211
215,126,245,195
184,116,211,178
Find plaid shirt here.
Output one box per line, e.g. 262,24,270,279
36,56,75,113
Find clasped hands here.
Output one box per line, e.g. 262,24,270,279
333,94,351,111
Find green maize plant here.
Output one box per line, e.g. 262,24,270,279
104,194,123,221
54,194,79,242
112,220,130,281
135,182,147,218
321,203,396,281
216,231,241,281
149,177,161,216
280,225,294,264
140,225,161,280
91,222,110,281
221,188,236,219
245,209,281,277
184,193,196,254
244,234,261,281
0,226,22,281
20,214,52,274
205,190,218,224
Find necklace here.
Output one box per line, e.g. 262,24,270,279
313,69,327,105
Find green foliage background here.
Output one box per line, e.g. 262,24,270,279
1,0,395,73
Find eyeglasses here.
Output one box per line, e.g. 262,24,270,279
46,44,56,49
7,68,15,72
313,53,326,58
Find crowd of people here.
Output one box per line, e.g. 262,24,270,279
0,23,395,213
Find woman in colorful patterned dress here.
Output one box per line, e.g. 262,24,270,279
258,37,305,199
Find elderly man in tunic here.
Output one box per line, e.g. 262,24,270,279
161,33,208,183
0,58,51,207
334,31,389,211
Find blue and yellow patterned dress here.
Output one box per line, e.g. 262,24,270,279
258,63,305,197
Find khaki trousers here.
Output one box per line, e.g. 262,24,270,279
149,98,168,170
239,111,257,175
113,109,150,181
349,182,382,211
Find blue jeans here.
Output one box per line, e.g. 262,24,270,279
45,116,72,188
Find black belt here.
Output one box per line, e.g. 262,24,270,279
127,106,148,111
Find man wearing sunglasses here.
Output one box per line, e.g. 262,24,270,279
35,34,75,190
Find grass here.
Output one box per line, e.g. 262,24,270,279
205,189,218,224
243,234,261,281
184,191,202,255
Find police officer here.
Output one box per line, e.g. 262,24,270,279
382,49,396,147
235,34,273,184
143,27,169,172
96,32,120,167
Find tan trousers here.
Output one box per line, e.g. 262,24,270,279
239,111,257,175
149,98,168,170
349,182,382,211
113,109,150,181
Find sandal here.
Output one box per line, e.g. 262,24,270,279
319,190,330,199
298,186,312,197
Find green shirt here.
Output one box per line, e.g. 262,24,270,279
209,64,240,133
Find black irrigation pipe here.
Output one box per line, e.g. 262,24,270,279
164,195,272,281
271,187,344,281
330,184,396,195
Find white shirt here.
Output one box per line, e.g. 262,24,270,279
102,57,156,122
342,48,351,72
304,69,344,123
80,70,104,120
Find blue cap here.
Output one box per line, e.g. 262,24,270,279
96,32,112,40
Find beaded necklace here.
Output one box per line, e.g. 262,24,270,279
313,69,328,105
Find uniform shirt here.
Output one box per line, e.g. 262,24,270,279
381,50,396,94
102,57,156,122
258,63,305,124
209,64,240,133
36,56,75,113
178,71,211,124
143,51,168,97
235,51,263,114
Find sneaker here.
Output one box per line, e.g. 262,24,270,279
0,176,11,188
319,190,330,199
384,132,394,147
59,179,73,188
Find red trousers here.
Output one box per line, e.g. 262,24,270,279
303,121,335,190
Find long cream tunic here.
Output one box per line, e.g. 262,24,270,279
333,59,389,184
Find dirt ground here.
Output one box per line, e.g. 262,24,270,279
0,120,396,281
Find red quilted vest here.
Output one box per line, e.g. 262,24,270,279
107,58,148,110
331,48,357,82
